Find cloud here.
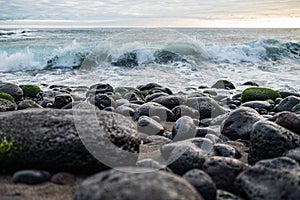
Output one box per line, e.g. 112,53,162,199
0,0,299,26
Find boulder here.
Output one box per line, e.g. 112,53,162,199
74,167,203,200
0,109,141,173
241,87,281,102
277,95,300,112
152,95,187,110
0,82,23,102
211,80,235,90
274,111,300,134
0,98,16,112
172,116,196,141
21,84,42,98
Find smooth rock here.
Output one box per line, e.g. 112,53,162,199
186,97,228,119
21,85,42,98
50,172,76,185
89,94,116,110
172,116,196,141
241,87,281,102
74,167,203,200
241,100,272,111
196,127,218,137
54,94,73,109
137,116,164,135
152,95,187,110
12,170,51,185
134,102,176,122
274,111,300,134
249,120,300,164
17,100,43,110
202,157,247,193
183,169,217,200
221,107,263,140
211,80,235,90
115,105,135,117
172,105,199,120
277,95,300,112
0,82,23,102
213,143,240,158
0,109,141,172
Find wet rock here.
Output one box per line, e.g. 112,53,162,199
0,92,15,103
134,102,176,122
12,170,51,185
292,103,300,113
249,120,300,164
88,83,114,95
89,94,116,110
196,127,218,137
172,105,199,120
183,169,217,200
274,111,300,134
145,92,167,102
241,87,281,102
21,84,42,98
124,92,143,102
18,100,43,110
235,166,300,200
0,109,141,173
0,82,23,102
154,50,185,64
137,116,164,135
161,138,214,175
221,107,263,140
211,80,235,90
50,172,76,185
0,98,16,112
54,94,73,109
172,116,196,141
277,95,300,111
74,167,203,200
202,157,247,193
254,156,299,170
137,83,162,91
115,105,135,117
242,81,259,87
213,143,240,158
186,97,228,119
241,100,272,111
152,95,187,110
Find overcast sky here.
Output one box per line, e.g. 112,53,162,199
0,0,299,27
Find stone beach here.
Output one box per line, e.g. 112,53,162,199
0,80,300,200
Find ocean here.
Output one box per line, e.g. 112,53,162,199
0,28,299,92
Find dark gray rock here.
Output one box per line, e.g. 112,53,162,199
254,157,299,170
12,170,51,185
172,116,196,141
274,111,300,134
137,83,162,91
213,143,240,158
0,109,141,173
50,172,76,185
17,100,43,110
152,95,187,110
137,116,164,135
249,120,300,164
143,135,171,145
0,82,23,102
54,94,73,109
211,80,235,90
202,157,247,193
0,98,16,112
89,94,116,110
154,50,185,64
183,169,217,200
145,92,167,102
217,190,243,200
112,52,138,67
285,148,300,164
235,166,300,200
172,105,199,120
134,102,176,122
221,107,263,140
74,167,203,200
124,92,143,102
196,127,218,137
241,100,272,110
186,97,228,119
277,95,300,112
161,138,214,175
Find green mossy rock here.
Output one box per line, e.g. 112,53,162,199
0,92,15,103
21,85,42,98
212,80,235,90
241,87,281,103
292,103,300,113
18,100,43,110
0,98,17,112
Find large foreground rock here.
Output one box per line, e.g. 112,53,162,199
74,167,203,200
249,120,300,164
0,109,141,173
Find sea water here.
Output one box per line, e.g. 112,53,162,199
0,28,299,92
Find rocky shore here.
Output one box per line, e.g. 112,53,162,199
0,80,300,200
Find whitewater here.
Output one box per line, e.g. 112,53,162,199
0,28,299,93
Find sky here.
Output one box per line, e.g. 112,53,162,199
0,0,300,28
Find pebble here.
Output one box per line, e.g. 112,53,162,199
12,170,51,185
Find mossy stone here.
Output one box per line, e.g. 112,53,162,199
18,100,42,110
0,98,17,112
212,80,235,90
21,85,42,98
292,103,300,113
241,87,281,103
0,92,15,103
